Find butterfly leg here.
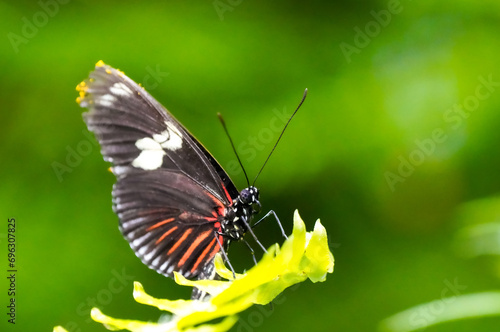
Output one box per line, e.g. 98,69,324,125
214,231,236,279
241,218,268,253
253,210,288,239
242,238,258,265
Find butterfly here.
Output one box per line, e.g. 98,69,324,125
76,61,305,299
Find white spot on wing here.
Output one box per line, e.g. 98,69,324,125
138,246,148,256
132,137,165,170
131,233,151,248
96,94,116,107
135,137,162,150
131,123,183,170
98,100,113,107
143,248,157,261
101,94,116,102
110,82,133,97
160,123,183,151
160,261,169,272
132,149,165,170
166,123,183,138
152,256,162,266
111,165,128,175
153,133,167,142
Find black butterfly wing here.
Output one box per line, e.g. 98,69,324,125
77,61,238,279
113,169,225,279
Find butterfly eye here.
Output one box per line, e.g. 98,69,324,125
240,188,251,204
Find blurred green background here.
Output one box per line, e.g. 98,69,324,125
2,1,500,331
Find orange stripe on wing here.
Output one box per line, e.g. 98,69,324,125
206,236,223,264
167,228,193,255
155,226,178,245
191,237,218,273
204,190,225,211
221,181,233,204
177,230,212,268
147,218,175,231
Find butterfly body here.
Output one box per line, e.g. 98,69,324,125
76,61,261,284
222,186,261,240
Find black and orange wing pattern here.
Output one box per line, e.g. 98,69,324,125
77,61,239,280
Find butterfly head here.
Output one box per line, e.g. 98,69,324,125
220,186,261,241
239,186,261,214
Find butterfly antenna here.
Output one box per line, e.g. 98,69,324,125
253,88,308,186
218,113,250,187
